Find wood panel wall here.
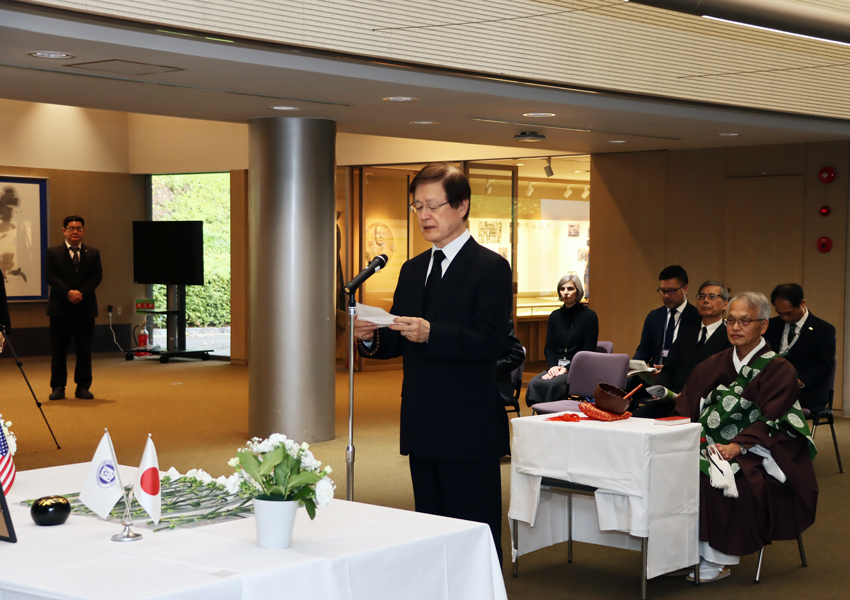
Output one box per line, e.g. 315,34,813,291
591,141,848,411
2,166,146,332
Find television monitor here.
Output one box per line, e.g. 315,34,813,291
133,221,204,285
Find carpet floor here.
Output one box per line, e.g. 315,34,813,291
1,354,848,599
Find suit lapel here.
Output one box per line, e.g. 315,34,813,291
406,251,430,318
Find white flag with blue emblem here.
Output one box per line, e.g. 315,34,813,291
80,432,123,519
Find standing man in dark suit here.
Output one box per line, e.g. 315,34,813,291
633,265,701,369
636,281,732,417
45,215,102,400
765,283,836,412
354,163,512,564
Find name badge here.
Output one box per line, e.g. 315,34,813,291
661,349,670,358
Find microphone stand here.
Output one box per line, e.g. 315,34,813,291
346,291,357,501
0,324,61,449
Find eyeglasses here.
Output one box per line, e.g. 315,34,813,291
409,201,450,214
657,285,684,296
726,317,764,328
696,293,723,301
64,226,84,232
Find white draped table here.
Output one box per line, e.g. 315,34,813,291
508,413,701,579
1,464,506,600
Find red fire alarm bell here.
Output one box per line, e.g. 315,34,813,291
817,237,832,253
819,166,836,184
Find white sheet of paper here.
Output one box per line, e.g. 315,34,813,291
356,303,399,327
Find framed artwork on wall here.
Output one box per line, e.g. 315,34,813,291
0,175,49,301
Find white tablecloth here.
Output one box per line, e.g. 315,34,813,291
508,413,701,578
1,464,506,600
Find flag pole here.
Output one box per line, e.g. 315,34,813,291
105,428,142,542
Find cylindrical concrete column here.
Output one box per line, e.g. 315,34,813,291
248,117,336,442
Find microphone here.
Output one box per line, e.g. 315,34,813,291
344,254,388,294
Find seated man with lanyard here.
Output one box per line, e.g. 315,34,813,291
672,291,817,583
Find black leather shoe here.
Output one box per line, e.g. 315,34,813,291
49,387,66,400
75,388,94,400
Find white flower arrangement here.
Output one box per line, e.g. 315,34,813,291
1,417,15,455
229,434,334,520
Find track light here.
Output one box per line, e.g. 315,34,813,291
581,186,590,199
544,157,554,178
485,180,493,194
526,182,535,197
564,185,574,199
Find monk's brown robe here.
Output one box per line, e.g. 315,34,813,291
674,343,818,556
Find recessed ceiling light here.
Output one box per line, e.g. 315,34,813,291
514,131,546,142
28,51,75,59
383,96,418,102
573,170,583,173
609,140,626,144
268,106,300,111
516,163,525,166
410,121,437,125
718,132,740,137
523,112,556,118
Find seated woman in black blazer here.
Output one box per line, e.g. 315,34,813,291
525,274,599,406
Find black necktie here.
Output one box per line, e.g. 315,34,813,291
788,323,797,346
696,326,707,351
663,309,676,351
71,247,80,272
423,250,445,311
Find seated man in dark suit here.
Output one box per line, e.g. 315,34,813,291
634,265,700,368
496,321,525,408
629,265,700,403
635,281,732,417
765,283,836,412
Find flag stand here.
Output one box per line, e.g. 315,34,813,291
112,492,142,542
112,522,143,542
106,433,142,542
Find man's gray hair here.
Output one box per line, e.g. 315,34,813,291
699,280,729,301
730,291,771,320
557,274,585,303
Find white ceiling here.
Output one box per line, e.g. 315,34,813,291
2,1,850,157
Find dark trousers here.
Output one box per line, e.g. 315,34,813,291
409,454,504,566
50,315,94,390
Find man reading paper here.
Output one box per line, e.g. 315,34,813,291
354,163,512,564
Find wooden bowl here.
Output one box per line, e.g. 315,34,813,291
593,383,630,415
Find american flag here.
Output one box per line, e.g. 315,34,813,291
0,424,15,495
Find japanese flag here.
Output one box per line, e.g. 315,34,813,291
80,432,123,519
133,436,161,524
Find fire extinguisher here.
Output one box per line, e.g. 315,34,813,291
136,326,150,356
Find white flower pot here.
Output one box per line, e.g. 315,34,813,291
253,498,298,549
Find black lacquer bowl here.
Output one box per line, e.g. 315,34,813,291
31,495,72,526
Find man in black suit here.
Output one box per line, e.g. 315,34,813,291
633,265,701,368
765,283,836,412
636,281,732,417
355,163,512,564
496,321,525,407
45,215,103,400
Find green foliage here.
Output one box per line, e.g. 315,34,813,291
151,173,231,327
